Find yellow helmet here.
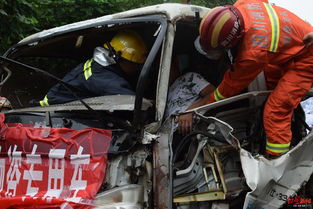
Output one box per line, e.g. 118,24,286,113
104,30,147,64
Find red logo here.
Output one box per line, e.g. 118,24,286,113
287,195,312,207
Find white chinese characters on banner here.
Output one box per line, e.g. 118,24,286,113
6,145,22,197
0,145,91,203
67,146,90,203
44,149,66,201
23,144,43,197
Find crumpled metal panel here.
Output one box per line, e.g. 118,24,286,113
155,23,174,126
241,131,313,209
8,95,153,113
19,15,113,43
195,113,313,209
112,3,209,22
153,117,175,209
18,3,209,44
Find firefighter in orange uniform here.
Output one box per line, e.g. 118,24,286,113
195,0,313,157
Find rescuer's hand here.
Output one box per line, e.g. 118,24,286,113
176,113,193,135
303,32,313,48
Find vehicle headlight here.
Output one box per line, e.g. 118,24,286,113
94,184,143,209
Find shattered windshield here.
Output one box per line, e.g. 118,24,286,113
1,20,161,113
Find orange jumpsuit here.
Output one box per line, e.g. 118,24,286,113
207,0,313,155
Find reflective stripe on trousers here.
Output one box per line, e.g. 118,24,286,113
266,141,290,155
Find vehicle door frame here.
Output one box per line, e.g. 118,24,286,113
2,15,169,129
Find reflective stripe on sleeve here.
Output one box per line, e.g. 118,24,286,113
39,96,49,107
264,3,280,52
83,59,93,80
266,141,290,154
213,88,226,101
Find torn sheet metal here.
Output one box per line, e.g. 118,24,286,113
18,4,209,45
240,131,313,209
142,131,159,144
8,95,153,113
153,117,175,209
195,113,313,209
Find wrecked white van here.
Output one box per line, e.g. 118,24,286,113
0,3,312,209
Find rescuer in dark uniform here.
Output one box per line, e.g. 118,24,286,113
37,30,147,106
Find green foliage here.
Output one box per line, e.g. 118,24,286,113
0,0,235,55
0,0,39,54
35,0,120,30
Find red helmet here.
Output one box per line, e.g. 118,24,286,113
199,5,244,51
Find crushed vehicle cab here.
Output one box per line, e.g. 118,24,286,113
0,3,313,209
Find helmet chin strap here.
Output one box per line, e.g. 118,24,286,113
105,41,120,62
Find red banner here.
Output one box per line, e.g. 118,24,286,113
0,114,112,208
